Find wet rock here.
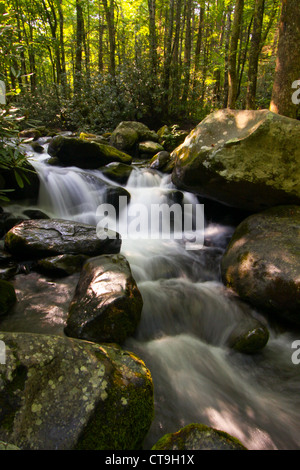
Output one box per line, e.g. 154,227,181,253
221,205,300,326
149,151,174,173
139,141,164,157
171,109,300,212
35,254,88,277
4,219,121,260
48,135,132,169
0,332,154,450
100,162,134,185
151,423,247,450
65,254,143,344
0,280,16,316
22,209,50,220
227,319,269,354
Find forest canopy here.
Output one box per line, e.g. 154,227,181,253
0,0,299,133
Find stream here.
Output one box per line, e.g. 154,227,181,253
2,139,300,450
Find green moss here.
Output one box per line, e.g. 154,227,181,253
75,352,154,450
152,423,247,450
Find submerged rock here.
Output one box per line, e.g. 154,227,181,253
171,109,300,212
151,423,247,450
48,135,132,169
5,219,121,260
65,254,143,344
0,332,154,450
221,205,300,326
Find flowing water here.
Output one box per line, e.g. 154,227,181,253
3,141,300,450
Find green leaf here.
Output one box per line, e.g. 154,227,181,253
13,169,24,188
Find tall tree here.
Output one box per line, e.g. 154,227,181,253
227,0,244,108
270,0,300,118
246,0,265,109
74,0,84,94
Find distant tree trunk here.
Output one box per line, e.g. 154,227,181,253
98,10,104,73
103,0,116,77
246,0,265,109
58,0,67,96
162,0,175,118
223,5,232,108
181,0,192,106
192,3,204,94
227,0,244,108
270,0,300,118
74,0,84,94
148,0,158,75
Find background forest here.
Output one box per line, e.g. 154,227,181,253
0,0,296,134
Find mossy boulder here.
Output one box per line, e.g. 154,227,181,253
149,151,174,173
4,219,121,260
100,162,134,185
151,423,247,450
157,124,189,152
0,331,154,450
65,254,143,344
171,109,300,212
48,135,132,169
221,205,300,326
0,280,16,316
227,318,269,354
138,141,164,157
110,121,159,154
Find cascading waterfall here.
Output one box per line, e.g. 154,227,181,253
6,143,300,450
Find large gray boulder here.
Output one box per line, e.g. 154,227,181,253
221,205,300,326
151,423,247,450
65,254,143,344
171,109,300,212
48,135,132,169
0,332,154,450
4,219,121,259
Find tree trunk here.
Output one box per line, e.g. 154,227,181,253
181,0,192,106
270,0,300,118
103,0,116,77
74,0,84,94
148,0,158,75
246,0,265,109
227,0,244,108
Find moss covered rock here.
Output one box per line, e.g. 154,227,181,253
171,109,300,211
0,332,154,450
110,122,159,154
149,151,174,173
5,219,121,260
151,423,247,450
221,205,300,326
0,280,16,316
48,135,132,169
65,254,143,344
139,141,164,157
100,162,134,185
